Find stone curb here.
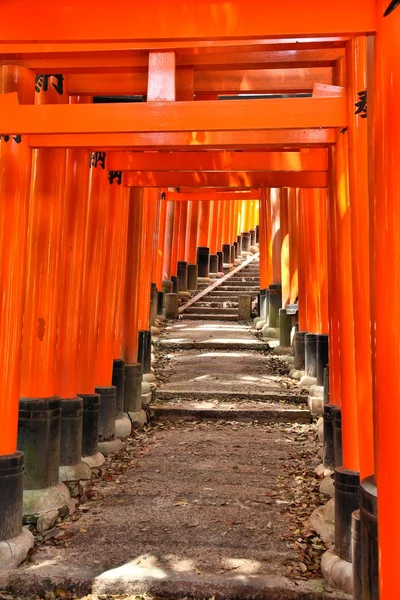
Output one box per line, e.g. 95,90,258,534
321,547,353,596
150,404,312,423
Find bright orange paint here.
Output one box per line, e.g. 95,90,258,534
170,201,181,277
147,52,176,102
122,188,143,363
177,200,188,262
56,110,90,398
0,65,34,455
288,189,299,305
259,189,271,290
198,201,211,247
185,200,199,264
297,190,308,331
154,193,167,290
280,189,290,308
346,36,374,481
20,77,67,399
270,188,281,284
113,189,130,359
162,200,175,280
77,148,109,394
373,3,400,596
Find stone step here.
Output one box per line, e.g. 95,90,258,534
207,291,257,297
150,403,312,424
217,287,259,293
155,389,308,404
190,301,238,309
185,306,237,315
181,313,238,321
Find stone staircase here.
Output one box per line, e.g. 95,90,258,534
181,256,260,321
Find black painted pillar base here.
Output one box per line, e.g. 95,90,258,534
138,329,152,374
305,333,317,378
255,224,259,243
279,308,291,347
162,280,173,306
196,246,210,278
18,397,62,490
209,254,218,274
333,406,343,467
60,397,84,466
334,467,360,562
171,275,179,293
268,284,282,328
241,231,251,252
229,245,235,264
316,334,329,385
187,264,198,290
157,290,164,315
294,330,306,370
323,404,335,470
112,358,125,420
0,452,24,540
233,241,238,259
177,261,188,291
352,509,362,600
150,282,158,325
95,386,117,442
360,476,378,600
124,362,142,413
222,243,231,264
250,228,256,246
217,251,224,272
79,393,101,459
236,235,242,256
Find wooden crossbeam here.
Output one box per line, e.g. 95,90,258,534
107,150,328,172
66,67,332,95
0,1,376,42
28,128,336,150
124,171,327,188
167,191,260,201
0,96,346,135
0,49,344,74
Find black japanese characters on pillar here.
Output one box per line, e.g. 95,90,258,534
355,90,367,119
108,171,122,185
90,152,106,169
35,74,64,95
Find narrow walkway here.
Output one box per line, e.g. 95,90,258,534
7,317,346,600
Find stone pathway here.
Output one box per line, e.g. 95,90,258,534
6,318,348,600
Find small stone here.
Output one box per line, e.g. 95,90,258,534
36,509,59,533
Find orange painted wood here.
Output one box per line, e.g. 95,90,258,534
198,201,211,247
346,36,374,480
0,0,376,41
259,189,271,290
77,154,109,394
373,5,400,596
170,201,181,277
221,201,231,245
66,67,332,95
95,181,128,386
297,190,308,331
270,188,281,284
208,201,218,253
215,200,224,252
28,128,336,149
154,193,167,289
113,190,130,359
280,189,290,308
162,200,175,280
124,171,328,188
167,191,260,201
56,139,90,398
122,188,143,363
108,150,328,172
300,189,328,333
0,48,344,74
185,201,199,264
288,188,299,305
241,199,250,232
0,65,34,455
147,52,176,101
177,200,188,262
20,78,68,399
138,189,158,330
0,97,348,134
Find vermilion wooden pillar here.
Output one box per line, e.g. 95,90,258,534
77,150,109,394
95,179,128,387
209,200,218,254
162,200,175,280
288,188,299,304
280,189,290,307
221,200,231,244
198,200,211,246
170,200,181,277
346,36,374,480
297,190,308,331
241,199,249,232
56,98,91,401
177,200,188,261
300,189,328,334
259,189,272,290
373,4,400,596
154,192,167,290
332,58,359,472
122,188,144,363
0,66,34,455
138,189,158,331
185,200,199,264
216,200,224,251
113,189,130,359
20,76,68,399
270,188,281,284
